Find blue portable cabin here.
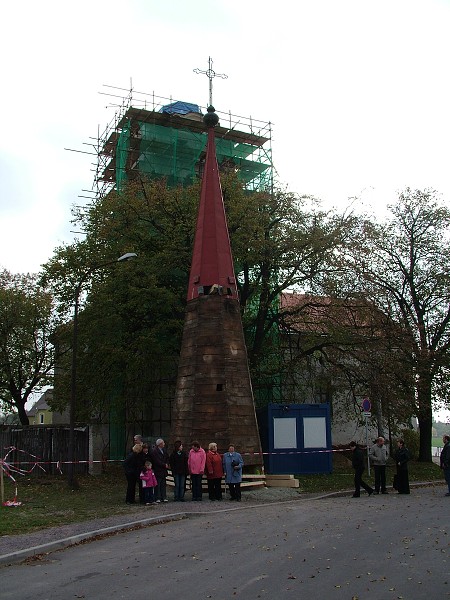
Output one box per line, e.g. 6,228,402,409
257,403,332,475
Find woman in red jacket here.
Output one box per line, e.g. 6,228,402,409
206,442,224,501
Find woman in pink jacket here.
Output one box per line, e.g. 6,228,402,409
188,441,206,501
206,442,224,501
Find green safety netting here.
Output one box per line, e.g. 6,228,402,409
116,119,272,192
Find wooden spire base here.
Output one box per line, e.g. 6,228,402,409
171,294,262,467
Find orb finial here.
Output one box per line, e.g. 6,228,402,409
203,105,219,128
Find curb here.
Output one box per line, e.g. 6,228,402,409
0,513,187,567
314,479,446,499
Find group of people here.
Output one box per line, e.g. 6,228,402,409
351,434,450,497
123,436,244,505
350,437,412,497
124,433,450,504
122,436,169,505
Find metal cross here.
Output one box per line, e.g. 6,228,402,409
194,57,228,107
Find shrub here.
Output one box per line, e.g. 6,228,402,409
398,428,420,459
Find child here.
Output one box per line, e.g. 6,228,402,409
140,461,158,505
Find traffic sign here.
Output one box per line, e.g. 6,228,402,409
362,397,371,412
363,411,371,417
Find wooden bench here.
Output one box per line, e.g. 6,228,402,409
166,471,266,491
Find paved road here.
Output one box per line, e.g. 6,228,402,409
1,487,449,600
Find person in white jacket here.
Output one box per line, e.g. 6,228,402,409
370,437,388,494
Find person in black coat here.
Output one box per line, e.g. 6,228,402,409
350,441,374,497
123,443,144,504
169,440,189,501
440,434,450,497
150,438,170,502
394,439,410,494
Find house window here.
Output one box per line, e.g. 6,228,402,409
39,414,44,424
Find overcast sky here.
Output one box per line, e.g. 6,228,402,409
1,0,449,275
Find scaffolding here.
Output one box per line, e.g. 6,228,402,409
89,84,273,200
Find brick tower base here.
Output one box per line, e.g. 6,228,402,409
171,294,262,467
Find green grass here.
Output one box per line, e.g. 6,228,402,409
0,458,444,537
432,437,444,448
0,466,138,537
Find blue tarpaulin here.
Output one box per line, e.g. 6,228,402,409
159,101,201,115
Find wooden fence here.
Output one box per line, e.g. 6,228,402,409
0,426,89,476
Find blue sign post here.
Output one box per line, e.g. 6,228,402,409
362,398,372,475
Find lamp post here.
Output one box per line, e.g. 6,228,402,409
67,253,137,489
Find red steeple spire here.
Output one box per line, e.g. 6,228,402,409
187,106,238,301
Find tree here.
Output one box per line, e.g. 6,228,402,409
42,175,355,423
41,181,197,426
222,178,356,372
0,270,56,425
338,189,450,461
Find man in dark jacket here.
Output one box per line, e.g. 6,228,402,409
350,441,374,498
123,443,144,504
440,434,450,497
150,438,170,503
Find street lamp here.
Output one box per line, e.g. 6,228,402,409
67,253,137,489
